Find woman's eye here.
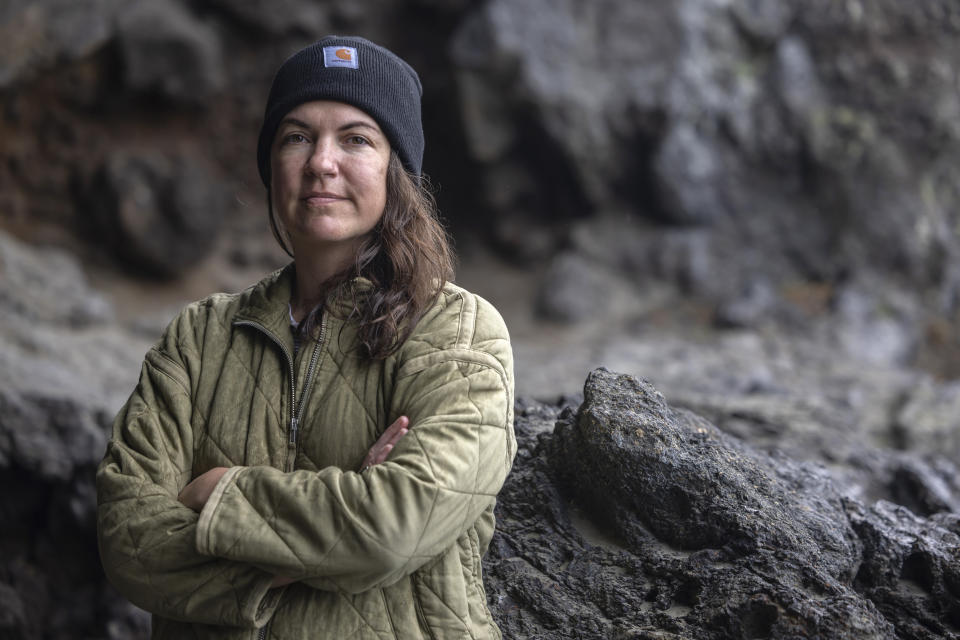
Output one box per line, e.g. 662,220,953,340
345,135,369,146
283,133,308,145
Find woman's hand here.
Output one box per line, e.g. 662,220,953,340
359,416,409,473
177,466,229,512
180,468,296,589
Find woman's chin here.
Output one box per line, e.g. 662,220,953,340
291,230,367,257
294,222,353,244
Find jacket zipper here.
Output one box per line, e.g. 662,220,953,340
234,315,329,640
288,316,326,471
233,315,328,471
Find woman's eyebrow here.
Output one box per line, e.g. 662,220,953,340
338,121,380,133
277,117,311,130
277,117,380,133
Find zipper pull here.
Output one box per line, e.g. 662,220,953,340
289,417,299,446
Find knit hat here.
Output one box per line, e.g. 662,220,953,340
257,35,424,186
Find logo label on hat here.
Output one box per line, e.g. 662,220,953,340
323,46,358,69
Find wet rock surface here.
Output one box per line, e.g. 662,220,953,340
484,371,960,639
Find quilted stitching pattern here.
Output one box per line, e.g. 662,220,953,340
97,270,513,639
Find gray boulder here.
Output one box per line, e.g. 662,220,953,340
116,0,225,104
0,231,151,640
536,251,615,323
0,0,123,88
86,150,226,278
896,379,960,464
0,229,112,328
484,369,960,639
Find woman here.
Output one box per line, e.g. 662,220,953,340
96,35,515,640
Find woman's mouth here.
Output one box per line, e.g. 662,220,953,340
303,192,345,206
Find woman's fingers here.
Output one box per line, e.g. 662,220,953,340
383,416,409,446
373,417,409,464
372,444,392,465
361,416,410,470
385,415,409,437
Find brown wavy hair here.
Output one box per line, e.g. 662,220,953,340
268,152,455,359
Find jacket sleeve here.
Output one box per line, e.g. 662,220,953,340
194,298,515,594
96,342,281,627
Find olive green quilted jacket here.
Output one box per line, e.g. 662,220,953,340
96,266,515,639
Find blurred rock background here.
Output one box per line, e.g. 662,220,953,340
1,0,959,638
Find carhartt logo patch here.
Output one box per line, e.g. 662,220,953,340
323,46,358,69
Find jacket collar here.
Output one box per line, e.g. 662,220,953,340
233,263,297,340
233,262,375,339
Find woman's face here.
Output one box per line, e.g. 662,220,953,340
270,100,391,259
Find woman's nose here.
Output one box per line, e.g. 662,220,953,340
306,140,337,176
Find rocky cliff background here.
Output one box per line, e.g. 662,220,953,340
1,0,959,638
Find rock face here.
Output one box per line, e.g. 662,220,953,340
85,150,226,278
485,370,960,639
4,0,960,312
116,0,226,105
0,231,151,640
0,0,123,89
451,0,960,299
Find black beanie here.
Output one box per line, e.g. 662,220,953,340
257,35,424,186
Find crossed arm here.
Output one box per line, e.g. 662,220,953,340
176,416,411,588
